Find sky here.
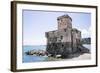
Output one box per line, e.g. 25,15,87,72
23,10,91,45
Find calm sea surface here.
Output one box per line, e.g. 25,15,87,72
23,45,47,63
23,44,91,63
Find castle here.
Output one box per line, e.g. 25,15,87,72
45,14,89,58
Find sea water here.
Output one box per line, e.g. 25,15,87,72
23,45,48,63
23,44,91,63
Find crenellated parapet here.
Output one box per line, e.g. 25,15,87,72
45,14,89,58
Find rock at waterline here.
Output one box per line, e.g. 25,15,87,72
25,49,48,56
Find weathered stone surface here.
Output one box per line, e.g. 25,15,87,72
77,45,90,53
45,14,89,58
46,42,72,55
25,50,48,56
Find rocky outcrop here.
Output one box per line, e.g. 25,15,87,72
46,42,72,57
46,42,90,58
25,50,48,56
77,45,90,53
45,14,90,59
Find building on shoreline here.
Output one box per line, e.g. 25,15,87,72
45,14,88,58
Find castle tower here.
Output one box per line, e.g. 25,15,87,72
45,14,83,58
57,14,72,30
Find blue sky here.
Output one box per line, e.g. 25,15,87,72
23,10,91,45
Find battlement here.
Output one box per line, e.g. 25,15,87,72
57,14,72,30
57,14,72,21
45,14,83,58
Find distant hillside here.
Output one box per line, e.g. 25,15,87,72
81,37,91,44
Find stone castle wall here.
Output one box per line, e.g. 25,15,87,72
45,14,82,57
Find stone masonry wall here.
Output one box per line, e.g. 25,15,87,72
45,14,82,58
